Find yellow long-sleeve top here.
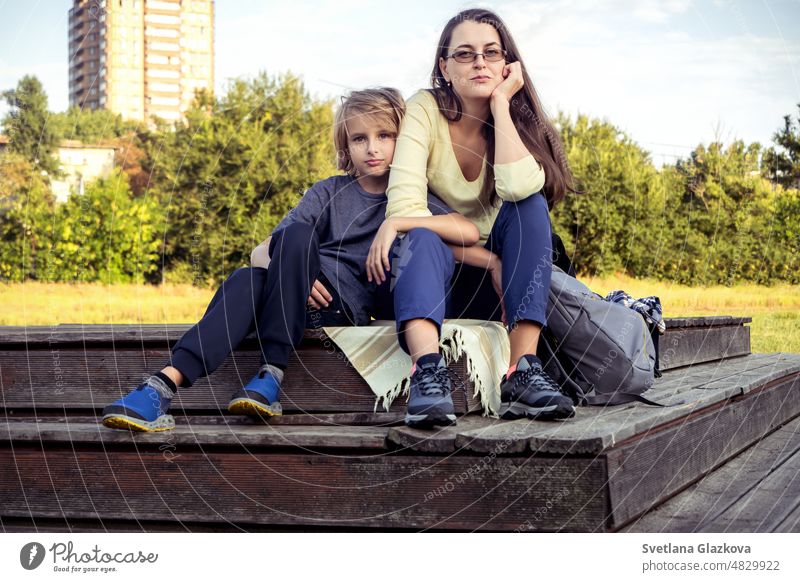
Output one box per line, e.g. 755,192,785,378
386,90,546,243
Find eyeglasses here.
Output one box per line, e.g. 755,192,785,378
446,48,507,64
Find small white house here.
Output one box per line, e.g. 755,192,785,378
51,140,117,202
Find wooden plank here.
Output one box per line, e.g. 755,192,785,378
665,316,751,328
387,415,499,453
660,324,750,370
0,446,608,531
606,372,800,529
694,446,800,532
1,412,406,427
623,418,800,532
0,317,749,344
0,347,480,414
0,421,391,450
455,354,798,455
773,503,800,533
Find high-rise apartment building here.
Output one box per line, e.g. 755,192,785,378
68,0,214,122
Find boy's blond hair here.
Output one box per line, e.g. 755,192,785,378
334,87,405,176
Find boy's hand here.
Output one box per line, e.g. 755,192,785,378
487,253,507,325
366,220,398,285
307,279,333,309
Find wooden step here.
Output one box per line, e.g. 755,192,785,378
2,352,796,532
0,316,751,417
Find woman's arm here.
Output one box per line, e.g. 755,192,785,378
489,63,546,202
448,244,506,324
385,93,436,219
389,213,479,246
366,213,479,284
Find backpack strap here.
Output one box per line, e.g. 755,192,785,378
585,391,668,407
551,233,576,277
650,324,662,379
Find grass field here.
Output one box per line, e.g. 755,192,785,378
1,276,798,353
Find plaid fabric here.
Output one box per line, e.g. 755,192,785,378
604,290,666,334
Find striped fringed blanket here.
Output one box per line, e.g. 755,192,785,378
323,319,510,415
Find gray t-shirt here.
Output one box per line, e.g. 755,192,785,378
272,174,452,325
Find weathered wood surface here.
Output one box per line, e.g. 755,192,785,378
448,354,800,455
659,322,750,370
605,370,800,529
623,415,800,533
0,329,480,415
0,447,607,531
6,321,800,533
1,421,391,450
0,317,749,419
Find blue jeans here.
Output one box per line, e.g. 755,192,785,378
374,191,553,354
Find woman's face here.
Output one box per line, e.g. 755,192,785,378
439,20,506,102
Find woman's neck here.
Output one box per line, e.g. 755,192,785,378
457,95,492,135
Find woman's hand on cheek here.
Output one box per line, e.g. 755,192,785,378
366,220,399,285
491,61,524,105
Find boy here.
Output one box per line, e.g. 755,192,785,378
101,87,476,432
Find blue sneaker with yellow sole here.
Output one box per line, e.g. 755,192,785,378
102,383,175,432
227,368,283,417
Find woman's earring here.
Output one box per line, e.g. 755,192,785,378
447,80,452,88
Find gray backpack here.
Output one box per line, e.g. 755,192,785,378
538,266,663,406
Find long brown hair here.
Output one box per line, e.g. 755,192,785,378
430,8,576,209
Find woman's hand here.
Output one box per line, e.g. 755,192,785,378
366,219,399,285
491,61,524,106
307,279,333,309
487,253,508,325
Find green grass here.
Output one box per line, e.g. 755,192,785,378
2,277,798,353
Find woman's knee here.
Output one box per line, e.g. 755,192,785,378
502,191,549,224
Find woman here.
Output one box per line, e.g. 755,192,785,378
368,8,578,428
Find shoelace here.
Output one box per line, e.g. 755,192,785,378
514,365,566,396
417,365,465,397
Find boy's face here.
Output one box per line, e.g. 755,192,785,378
345,115,397,180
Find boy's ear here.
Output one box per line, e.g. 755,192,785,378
337,148,351,171
439,57,449,83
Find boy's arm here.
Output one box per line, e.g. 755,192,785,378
250,236,272,269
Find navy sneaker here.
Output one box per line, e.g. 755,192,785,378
227,368,283,417
405,355,457,429
102,383,175,432
499,355,575,421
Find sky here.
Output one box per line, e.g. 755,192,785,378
0,0,799,167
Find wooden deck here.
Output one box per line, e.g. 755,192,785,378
1,316,798,532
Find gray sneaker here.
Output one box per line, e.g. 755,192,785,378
405,355,458,429
499,355,575,420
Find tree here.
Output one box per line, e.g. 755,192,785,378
47,169,161,283
1,76,60,175
762,102,800,189
0,152,56,280
50,106,143,143
552,113,662,277
143,73,337,285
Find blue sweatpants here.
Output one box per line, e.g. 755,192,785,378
375,191,553,354
169,222,352,386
